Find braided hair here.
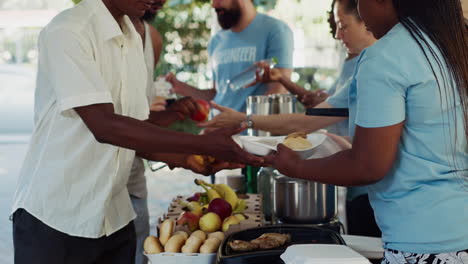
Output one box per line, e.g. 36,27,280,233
393,0,468,173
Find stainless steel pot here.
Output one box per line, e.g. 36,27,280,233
246,94,297,137
246,95,270,136
272,171,337,224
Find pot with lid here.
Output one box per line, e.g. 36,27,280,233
272,170,337,224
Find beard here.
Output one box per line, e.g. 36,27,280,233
216,7,241,29
142,11,156,22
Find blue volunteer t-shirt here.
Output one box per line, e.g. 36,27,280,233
208,13,293,112
327,56,358,137
327,57,369,202
348,23,468,253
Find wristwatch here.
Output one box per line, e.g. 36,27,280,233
245,114,254,129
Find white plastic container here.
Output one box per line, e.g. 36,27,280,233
280,244,371,264
145,253,216,264
239,133,327,159
340,235,384,260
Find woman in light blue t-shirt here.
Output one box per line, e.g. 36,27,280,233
265,0,468,263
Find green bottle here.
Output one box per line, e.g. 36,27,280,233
244,165,260,194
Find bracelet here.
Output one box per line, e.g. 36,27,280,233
245,114,254,129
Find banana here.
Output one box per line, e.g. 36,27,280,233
196,179,238,208
232,199,247,214
210,183,238,209
178,200,203,216
196,181,221,201
205,188,221,202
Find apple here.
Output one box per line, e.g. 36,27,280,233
199,212,221,232
222,215,241,232
186,192,201,202
190,99,210,122
207,198,232,221
176,211,200,231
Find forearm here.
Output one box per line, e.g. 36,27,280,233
179,83,216,101
146,110,182,127
292,150,375,186
264,82,288,95
96,113,212,155
251,114,345,135
137,152,186,167
279,75,308,98
192,88,216,101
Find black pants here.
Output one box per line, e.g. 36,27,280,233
13,209,136,264
346,194,382,238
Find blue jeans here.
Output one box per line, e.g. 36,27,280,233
131,195,150,264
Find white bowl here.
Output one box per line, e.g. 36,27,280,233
144,253,216,264
239,133,327,159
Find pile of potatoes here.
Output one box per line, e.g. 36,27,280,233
144,219,225,254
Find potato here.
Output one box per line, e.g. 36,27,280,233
190,230,207,242
143,236,164,254
164,234,187,253
207,231,224,242
283,136,312,150
199,237,222,254
181,236,203,253
159,219,175,246
173,231,189,240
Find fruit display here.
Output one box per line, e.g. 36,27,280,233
166,180,263,234
145,180,265,262
144,225,225,255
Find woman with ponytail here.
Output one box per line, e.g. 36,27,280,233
264,0,468,262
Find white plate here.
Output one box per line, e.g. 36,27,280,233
239,133,327,159
340,235,384,260
145,252,216,264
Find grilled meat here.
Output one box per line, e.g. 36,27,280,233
228,240,259,252
228,233,291,251
251,233,291,249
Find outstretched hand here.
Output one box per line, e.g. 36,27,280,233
300,90,329,108
198,101,246,129
165,73,190,96
243,61,283,88
264,144,302,177
167,96,199,117
204,125,264,167
183,155,244,176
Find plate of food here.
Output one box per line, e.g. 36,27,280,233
239,132,327,159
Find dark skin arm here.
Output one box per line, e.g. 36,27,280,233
138,152,243,176
167,73,217,101
254,63,329,108
74,103,264,165
265,123,404,186
148,24,163,67
146,97,200,127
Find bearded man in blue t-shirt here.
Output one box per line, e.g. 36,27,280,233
168,0,294,112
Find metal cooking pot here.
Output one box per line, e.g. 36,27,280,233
246,95,270,136
272,171,337,224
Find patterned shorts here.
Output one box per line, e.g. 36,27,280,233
382,248,468,264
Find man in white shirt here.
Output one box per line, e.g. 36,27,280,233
129,2,165,264
11,0,262,263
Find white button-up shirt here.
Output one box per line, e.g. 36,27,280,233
12,0,149,238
